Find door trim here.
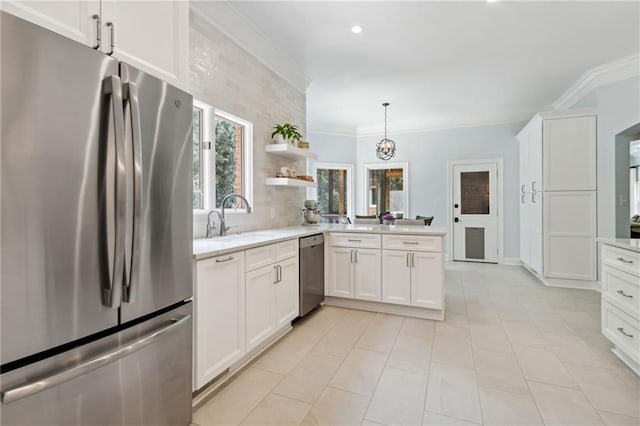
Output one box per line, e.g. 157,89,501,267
447,159,504,264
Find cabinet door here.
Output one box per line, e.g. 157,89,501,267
275,257,299,328
381,250,411,305
328,247,354,298
354,249,381,301
246,265,277,351
1,1,100,47
195,253,245,390
101,0,189,89
411,251,443,309
543,191,596,280
543,115,596,191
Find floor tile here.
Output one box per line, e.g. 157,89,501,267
563,362,640,418
502,319,548,347
436,313,470,337
432,330,474,369
328,348,387,396
240,393,310,425
301,387,370,426
355,314,402,353
192,368,283,425
512,344,578,388
387,335,432,374
474,347,530,394
272,350,343,403
425,362,482,424
252,332,318,375
365,367,428,426
399,317,435,340
469,323,512,353
529,381,604,425
422,411,480,425
478,386,543,425
597,410,640,425
313,323,366,358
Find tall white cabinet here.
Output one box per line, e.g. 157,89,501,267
518,109,597,288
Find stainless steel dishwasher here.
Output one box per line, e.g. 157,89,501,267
299,234,325,317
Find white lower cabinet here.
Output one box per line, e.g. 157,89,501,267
327,246,381,301
245,265,277,352
381,250,443,309
245,240,299,352
194,252,245,390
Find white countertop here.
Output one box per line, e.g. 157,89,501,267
193,224,447,260
597,238,640,253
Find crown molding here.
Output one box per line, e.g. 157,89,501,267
190,2,311,94
553,53,640,110
356,117,528,138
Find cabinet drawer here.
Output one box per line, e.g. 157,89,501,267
245,244,276,272
602,300,640,361
382,234,442,252
602,265,640,321
602,244,640,276
330,233,381,249
275,239,298,261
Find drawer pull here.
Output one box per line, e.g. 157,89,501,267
403,241,419,245
617,290,634,299
617,327,634,338
215,256,234,263
347,239,362,243
617,257,634,264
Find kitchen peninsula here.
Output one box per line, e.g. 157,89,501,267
192,224,445,397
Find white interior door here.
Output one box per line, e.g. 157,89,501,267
452,162,498,263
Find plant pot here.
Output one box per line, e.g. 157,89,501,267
273,134,285,144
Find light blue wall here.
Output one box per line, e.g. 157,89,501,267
307,132,358,165
356,122,524,259
575,75,640,237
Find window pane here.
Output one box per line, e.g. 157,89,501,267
192,108,203,209
460,171,490,214
215,115,243,207
317,168,348,221
367,168,404,217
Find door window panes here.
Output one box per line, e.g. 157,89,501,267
367,168,404,217
461,171,490,214
214,115,244,207
317,168,348,221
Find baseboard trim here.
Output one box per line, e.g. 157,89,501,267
323,296,445,321
503,257,523,266
521,264,600,291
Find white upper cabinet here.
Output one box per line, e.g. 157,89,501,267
1,1,101,47
543,115,596,191
101,1,189,89
2,0,189,90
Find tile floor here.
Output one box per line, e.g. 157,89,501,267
192,262,640,426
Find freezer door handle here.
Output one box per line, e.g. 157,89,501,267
122,82,143,303
0,315,191,405
102,75,126,309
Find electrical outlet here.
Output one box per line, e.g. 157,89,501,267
270,207,276,218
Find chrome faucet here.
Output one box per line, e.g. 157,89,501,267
206,210,223,238
219,194,252,236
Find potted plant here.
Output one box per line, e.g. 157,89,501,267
271,123,302,145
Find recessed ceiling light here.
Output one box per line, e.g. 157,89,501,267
351,25,363,34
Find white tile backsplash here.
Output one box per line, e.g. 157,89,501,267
190,13,307,238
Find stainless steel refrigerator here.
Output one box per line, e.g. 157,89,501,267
1,12,194,425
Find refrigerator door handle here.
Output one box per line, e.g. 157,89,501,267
102,75,126,309
122,82,143,303
0,315,191,405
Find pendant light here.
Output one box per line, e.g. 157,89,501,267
376,102,396,161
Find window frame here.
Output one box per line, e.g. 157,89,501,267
308,162,354,221
193,100,253,214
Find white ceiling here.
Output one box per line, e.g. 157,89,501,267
192,1,640,136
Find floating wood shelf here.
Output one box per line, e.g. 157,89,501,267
265,143,318,161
